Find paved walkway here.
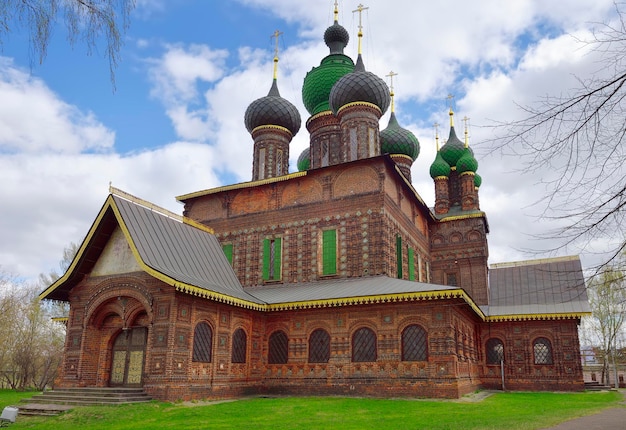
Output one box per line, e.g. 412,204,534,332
543,390,626,430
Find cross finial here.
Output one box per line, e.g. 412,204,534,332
447,94,455,127
353,4,369,54
334,0,339,21
433,122,440,151
462,116,470,148
271,29,283,79
386,71,397,112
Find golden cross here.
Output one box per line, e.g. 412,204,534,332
386,71,398,112
433,122,440,151
463,116,470,147
334,0,339,21
447,94,455,126
353,4,369,54
271,29,283,79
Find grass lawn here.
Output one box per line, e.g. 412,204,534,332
0,390,622,430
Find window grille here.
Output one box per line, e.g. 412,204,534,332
308,329,330,363
192,322,212,363
231,328,247,364
268,330,288,364
533,337,553,364
486,338,504,364
352,327,377,362
401,324,428,361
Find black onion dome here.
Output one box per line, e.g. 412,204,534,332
328,55,390,115
324,20,349,54
244,79,301,136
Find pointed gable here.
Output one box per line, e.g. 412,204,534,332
40,194,263,306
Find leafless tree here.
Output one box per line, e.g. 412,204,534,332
582,264,626,387
493,2,626,274
0,0,136,86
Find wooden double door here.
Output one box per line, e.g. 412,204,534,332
110,327,147,387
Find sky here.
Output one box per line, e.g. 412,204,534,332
0,0,621,283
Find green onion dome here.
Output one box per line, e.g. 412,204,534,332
297,147,310,171
302,54,354,115
302,19,354,116
380,112,420,160
244,79,301,136
429,150,451,179
456,146,478,173
328,54,390,115
439,125,465,167
474,173,482,188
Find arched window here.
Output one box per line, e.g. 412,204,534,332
401,324,428,361
352,327,377,362
192,322,213,363
486,338,504,364
533,337,553,364
231,328,247,364
268,330,288,364
308,329,330,363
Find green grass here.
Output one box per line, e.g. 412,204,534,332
1,390,623,430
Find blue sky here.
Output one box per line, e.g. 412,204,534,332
0,0,620,281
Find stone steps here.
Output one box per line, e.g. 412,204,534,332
584,381,614,391
18,387,152,417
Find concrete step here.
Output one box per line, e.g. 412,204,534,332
18,387,152,416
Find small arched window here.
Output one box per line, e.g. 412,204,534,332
352,327,377,362
268,330,288,364
486,338,504,365
192,322,213,363
231,328,247,364
401,324,428,361
308,329,331,363
533,337,553,365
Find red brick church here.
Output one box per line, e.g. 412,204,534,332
40,5,590,401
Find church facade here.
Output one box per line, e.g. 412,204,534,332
41,6,590,401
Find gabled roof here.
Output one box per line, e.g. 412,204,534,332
40,194,264,307
484,255,591,320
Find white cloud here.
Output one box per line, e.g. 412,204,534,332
0,58,115,154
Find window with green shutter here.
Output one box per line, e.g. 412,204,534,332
322,229,337,275
222,243,233,265
396,235,403,279
263,238,282,281
408,247,415,281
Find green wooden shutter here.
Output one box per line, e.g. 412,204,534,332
396,235,403,279
273,238,282,280
222,243,233,265
322,229,337,275
408,247,415,281
262,238,270,280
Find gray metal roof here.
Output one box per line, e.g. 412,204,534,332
485,256,590,317
112,196,264,304
246,275,460,305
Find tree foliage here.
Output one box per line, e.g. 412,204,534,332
0,0,136,86
494,2,626,273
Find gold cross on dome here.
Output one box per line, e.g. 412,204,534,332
353,4,369,54
270,29,283,79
